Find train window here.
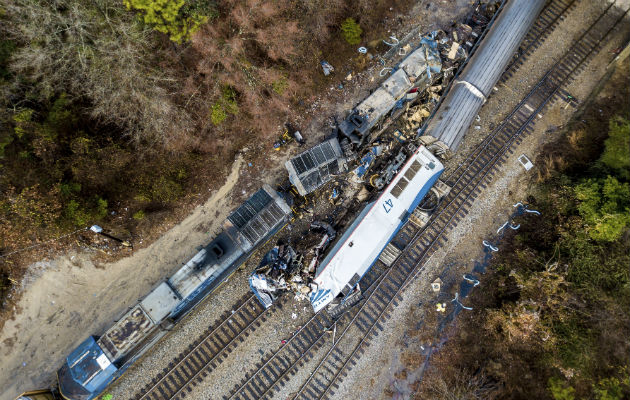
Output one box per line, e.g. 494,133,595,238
409,160,422,174
404,166,417,181
391,185,403,198
391,177,409,198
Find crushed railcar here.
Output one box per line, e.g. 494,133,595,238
55,185,291,400
285,137,346,196
424,0,546,150
338,38,442,146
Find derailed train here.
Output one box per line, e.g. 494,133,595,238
18,1,545,399
23,185,292,400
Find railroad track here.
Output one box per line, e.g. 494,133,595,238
222,3,628,400
132,3,627,400
292,4,629,400
132,293,275,400
499,0,579,85
224,264,387,400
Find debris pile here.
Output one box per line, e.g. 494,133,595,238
249,222,337,308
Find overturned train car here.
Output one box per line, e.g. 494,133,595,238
55,185,291,400
310,146,444,312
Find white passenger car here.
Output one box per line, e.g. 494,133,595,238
310,146,444,312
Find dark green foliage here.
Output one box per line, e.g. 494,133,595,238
548,378,576,400
574,176,630,242
0,91,198,238
600,117,630,179
0,40,16,80
341,18,363,45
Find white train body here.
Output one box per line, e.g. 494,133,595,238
310,146,444,312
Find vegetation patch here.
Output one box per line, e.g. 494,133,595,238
123,0,211,43
341,18,363,45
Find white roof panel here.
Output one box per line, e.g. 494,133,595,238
140,282,180,323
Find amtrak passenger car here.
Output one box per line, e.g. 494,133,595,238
310,145,444,312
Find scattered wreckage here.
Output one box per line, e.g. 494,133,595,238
249,221,336,308
249,8,497,315
249,3,499,314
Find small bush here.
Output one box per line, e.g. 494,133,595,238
133,210,145,220
96,198,108,219
65,200,90,227
341,18,362,45
272,77,288,95
548,378,576,400
600,117,630,179
210,103,227,125
123,0,208,43
210,85,239,125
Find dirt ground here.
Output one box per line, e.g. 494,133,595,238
0,2,477,399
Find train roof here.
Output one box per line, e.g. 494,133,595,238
96,282,179,362
169,185,291,317
167,231,243,316
285,138,345,196
58,336,117,400
399,43,441,81
227,185,291,246
425,0,545,150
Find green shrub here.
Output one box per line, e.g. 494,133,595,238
594,375,629,400
123,0,208,43
60,182,82,197
13,108,34,139
600,117,630,179
272,77,288,95
210,85,239,125
96,198,108,219
133,210,145,220
65,200,90,227
210,102,227,125
575,176,630,242
549,378,576,400
341,18,362,45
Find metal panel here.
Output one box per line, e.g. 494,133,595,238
285,138,345,196
228,188,273,229
381,69,412,99
139,282,180,323
97,305,155,362
58,336,118,399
